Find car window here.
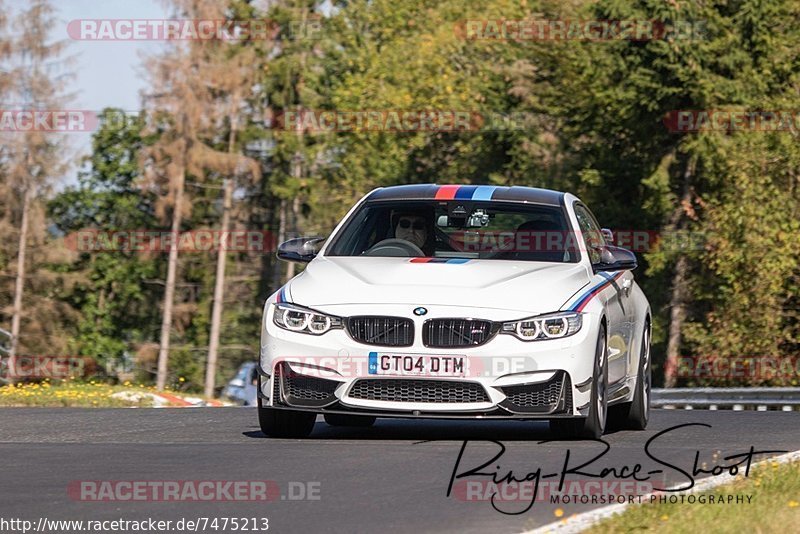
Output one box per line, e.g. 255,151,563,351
326,200,578,262
573,203,605,264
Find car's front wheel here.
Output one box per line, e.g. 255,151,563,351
550,323,608,439
258,405,317,438
257,377,316,438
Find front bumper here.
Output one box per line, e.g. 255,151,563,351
259,303,600,419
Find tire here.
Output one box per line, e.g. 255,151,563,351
257,377,316,438
324,414,377,427
610,322,651,430
550,323,608,439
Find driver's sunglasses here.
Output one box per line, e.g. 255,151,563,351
398,219,425,230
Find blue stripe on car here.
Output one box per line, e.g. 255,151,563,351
471,185,497,200
567,272,623,312
454,185,479,199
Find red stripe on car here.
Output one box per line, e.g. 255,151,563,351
434,185,460,199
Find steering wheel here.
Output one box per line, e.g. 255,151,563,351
363,238,425,257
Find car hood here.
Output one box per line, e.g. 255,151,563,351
286,256,592,314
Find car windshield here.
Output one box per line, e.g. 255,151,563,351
326,200,579,262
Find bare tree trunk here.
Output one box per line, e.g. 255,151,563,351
204,117,239,398
7,185,33,382
663,159,695,388
664,255,689,387
156,166,185,391
204,177,232,398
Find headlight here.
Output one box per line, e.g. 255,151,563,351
501,311,582,341
273,303,343,335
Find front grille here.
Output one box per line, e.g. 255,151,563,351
347,316,414,347
503,380,561,407
423,319,495,348
348,379,489,403
286,374,339,400
273,363,339,407
500,372,572,414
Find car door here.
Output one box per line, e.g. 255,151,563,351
573,203,633,386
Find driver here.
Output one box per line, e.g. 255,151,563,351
395,213,428,250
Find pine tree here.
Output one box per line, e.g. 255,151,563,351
3,0,73,379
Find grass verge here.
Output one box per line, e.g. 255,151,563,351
0,381,163,407
586,459,800,533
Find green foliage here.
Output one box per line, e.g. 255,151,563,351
683,133,800,383
49,109,161,377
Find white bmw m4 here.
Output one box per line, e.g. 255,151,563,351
258,184,651,439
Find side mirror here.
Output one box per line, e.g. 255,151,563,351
594,245,637,272
277,236,325,263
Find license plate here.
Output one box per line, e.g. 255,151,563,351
368,352,467,377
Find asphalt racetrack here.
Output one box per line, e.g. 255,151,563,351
1,408,798,533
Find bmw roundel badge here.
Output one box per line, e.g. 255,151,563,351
413,307,428,316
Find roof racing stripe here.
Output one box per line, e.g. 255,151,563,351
366,184,563,205
472,185,497,200
434,184,460,199
454,185,479,199
490,186,564,205
367,184,440,200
